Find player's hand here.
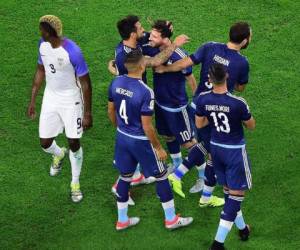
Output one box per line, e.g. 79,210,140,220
173,34,190,47
27,102,36,119
155,147,168,161
82,113,93,131
154,65,167,74
108,60,118,75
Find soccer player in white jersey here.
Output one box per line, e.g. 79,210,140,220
27,15,92,203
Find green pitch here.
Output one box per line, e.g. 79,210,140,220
1,0,300,249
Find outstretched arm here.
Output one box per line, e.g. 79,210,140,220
155,56,194,73
27,64,45,119
144,34,189,67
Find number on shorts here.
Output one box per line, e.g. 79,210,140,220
77,118,82,129
119,99,129,124
210,112,230,133
180,130,191,141
49,64,56,73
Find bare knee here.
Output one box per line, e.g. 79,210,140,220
40,138,54,149
68,138,80,152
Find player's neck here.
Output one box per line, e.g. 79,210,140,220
123,38,137,49
127,71,142,79
227,42,241,52
48,37,63,48
159,40,171,51
212,84,228,94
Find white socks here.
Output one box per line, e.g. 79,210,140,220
69,147,83,184
43,140,63,157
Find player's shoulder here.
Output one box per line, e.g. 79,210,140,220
62,38,82,54
196,90,212,104
174,47,189,59
226,92,248,106
201,41,223,49
199,90,212,96
138,79,154,98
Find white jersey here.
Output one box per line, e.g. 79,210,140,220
38,38,89,106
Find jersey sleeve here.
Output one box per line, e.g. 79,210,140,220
240,99,252,121
37,38,43,65
189,42,211,65
108,81,114,102
179,49,193,76
115,51,127,75
195,95,206,117
238,59,249,85
141,89,154,116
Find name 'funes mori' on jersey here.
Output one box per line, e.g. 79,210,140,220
190,42,249,97
38,37,89,105
142,44,192,109
196,91,252,145
108,75,154,138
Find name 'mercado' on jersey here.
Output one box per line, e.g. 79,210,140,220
108,75,154,138
190,42,249,96
196,91,251,145
114,32,150,83
142,45,192,109
38,38,89,105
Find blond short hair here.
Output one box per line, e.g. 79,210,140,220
39,15,63,37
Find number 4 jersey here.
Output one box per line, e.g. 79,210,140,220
195,91,252,145
108,75,154,138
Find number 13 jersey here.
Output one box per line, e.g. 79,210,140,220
195,91,252,145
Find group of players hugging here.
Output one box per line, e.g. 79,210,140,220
28,14,255,250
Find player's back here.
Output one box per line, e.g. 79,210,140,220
197,91,251,145
192,42,249,95
39,38,88,99
109,75,154,137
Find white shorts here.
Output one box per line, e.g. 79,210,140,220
39,101,83,139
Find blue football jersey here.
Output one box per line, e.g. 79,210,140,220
142,45,192,108
114,32,150,82
108,75,154,137
190,42,249,97
195,91,251,144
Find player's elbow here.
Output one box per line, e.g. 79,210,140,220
235,84,246,92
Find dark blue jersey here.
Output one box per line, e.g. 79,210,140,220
142,45,192,108
195,91,251,144
114,32,150,83
190,42,249,97
108,75,154,138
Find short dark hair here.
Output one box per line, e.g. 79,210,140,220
152,20,173,38
208,63,227,84
229,22,251,44
117,15,139,40
40,22,58,38
124,49,143,71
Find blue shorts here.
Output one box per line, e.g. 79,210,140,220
114,130,166,177
210,142,252,190
188,104,211,153
155,104,194,145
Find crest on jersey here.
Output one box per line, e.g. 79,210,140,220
58,57,64,66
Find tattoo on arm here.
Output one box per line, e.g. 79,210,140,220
145,43,177,67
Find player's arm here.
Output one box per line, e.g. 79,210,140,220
108,101,117,127
108,60,118,76
243,116,255,130
141,115,167,161
185,73,197,95
79,74,93,130
144,34,190,67
155,57,194,73
235,59,249,92
27,64,45,119
195,115,209,128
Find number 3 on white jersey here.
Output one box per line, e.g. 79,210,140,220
119,99,129,124
210,112,230,133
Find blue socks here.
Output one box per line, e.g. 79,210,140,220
166,140,182,169
116,178,131,223
156,178,176,221
215,194,244,243
204,159,217,186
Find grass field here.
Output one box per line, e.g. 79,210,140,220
1,0,300,249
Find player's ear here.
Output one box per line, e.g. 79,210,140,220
240,38,248,48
